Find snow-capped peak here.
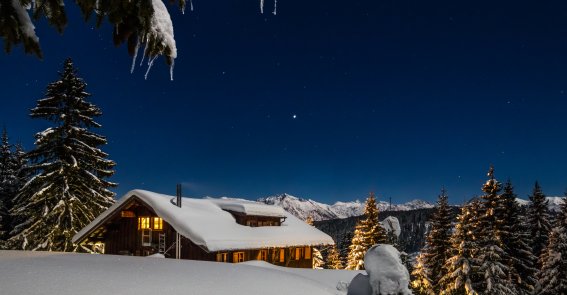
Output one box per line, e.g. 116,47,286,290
516,196,565,212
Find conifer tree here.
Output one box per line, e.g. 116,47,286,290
439,200,481,295
501,180,537,295
413,188,454,294
345,192,387,270
538,195,567,295
527,181,552,267
2,0,182,69
339,231,353,267
474,167,514,294
411,252,434,295
306,215,325,269
0,128,19,242
346,222,366,270
8,58,116,252
361,192,387,246
326,244,344,269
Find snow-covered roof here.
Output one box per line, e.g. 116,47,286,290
209,198,286,218
73,190,334,252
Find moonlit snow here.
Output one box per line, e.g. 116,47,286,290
0,251,360,295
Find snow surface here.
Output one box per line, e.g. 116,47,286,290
0,251,360,295
73,190,334,252
380,216,401,238
210,198,286,217
242,260,364,291
258,194,434,221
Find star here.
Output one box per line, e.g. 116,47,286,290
292,114,297,119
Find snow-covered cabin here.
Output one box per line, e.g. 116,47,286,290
73,190,334,268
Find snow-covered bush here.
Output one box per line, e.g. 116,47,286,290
348,244,412,295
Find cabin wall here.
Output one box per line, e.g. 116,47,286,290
211,247,314,268
104,205,172,256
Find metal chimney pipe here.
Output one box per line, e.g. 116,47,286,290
176,183,182,259
176,184,182,208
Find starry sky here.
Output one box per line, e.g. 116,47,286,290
1,0,567,204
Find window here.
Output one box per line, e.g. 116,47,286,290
138,217,150,230
304,247,311,259
233,252,245,263
257,250,267,261
121,210,135,218
295,247,303,260
279,249,285,262
153,217,163,230
216,253,228,262
246,220,258,227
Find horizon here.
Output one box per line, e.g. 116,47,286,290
2,0,567,204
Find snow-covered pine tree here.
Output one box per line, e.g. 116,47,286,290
345,192,387,270
538,194,567,295
439,199,481,295
526,181,552,267
339,231,353,267
413,188,454,294
361,192,387,246
474,166,514,294
326,244,344,269
501,180,537,295
411,252,434,295
306,215,325,269
8,58,116,252
346,222,367,270
2,0,182,75
0,128,19,242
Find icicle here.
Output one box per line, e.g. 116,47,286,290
272,0,277,15
190,0,194,11
169,59,175,81
139,39,148,67
144,55,159,80
260,0,264,14
130,39,140,74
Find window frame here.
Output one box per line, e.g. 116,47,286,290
233,252,245,263
153,217,163,231
295,247,303,260
304,246,311,259
279,249,285,262
216,252,228,262
138,217,150,230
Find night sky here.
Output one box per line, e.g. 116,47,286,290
1,0,567,204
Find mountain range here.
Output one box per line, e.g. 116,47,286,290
256,193,434,221
256,193,564,221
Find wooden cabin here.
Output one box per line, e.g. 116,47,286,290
73,190,334,268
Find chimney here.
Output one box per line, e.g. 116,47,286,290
175,183,182,259
176,183,182,208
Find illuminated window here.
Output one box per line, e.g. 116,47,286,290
257,250,268,261
138,217,150,230
121,210,135,218
233,252,245,263
246,220,258,227
304,247,311,259
295,247,303,260
216,253,228,262
153,217,163,230
279,249,285,262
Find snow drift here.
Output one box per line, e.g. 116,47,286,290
0,251,360,295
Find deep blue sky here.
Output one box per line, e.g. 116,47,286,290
2,0,567,204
